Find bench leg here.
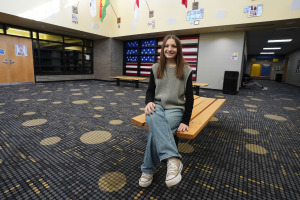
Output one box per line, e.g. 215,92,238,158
195,86,200,95
116,79,120,86
135,80,139,88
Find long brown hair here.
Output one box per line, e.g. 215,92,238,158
157,35,187,80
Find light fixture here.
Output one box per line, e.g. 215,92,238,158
8,28,29,33
268,39,292,43
263,47,281,50
260,52,275,54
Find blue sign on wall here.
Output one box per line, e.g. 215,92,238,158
0,49,4,55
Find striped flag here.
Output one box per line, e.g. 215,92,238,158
100,0,110,22
134,0,139,24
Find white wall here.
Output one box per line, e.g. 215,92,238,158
197,31,245,90
286,49,300,87
1,0,300,38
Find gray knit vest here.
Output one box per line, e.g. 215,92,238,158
152,63,192,112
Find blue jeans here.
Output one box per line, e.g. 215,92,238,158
141,104,183,174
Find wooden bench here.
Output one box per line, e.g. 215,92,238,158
110,76,147,88
131,95,226,140
192,82,209,95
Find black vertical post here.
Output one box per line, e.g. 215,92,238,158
135,80,139,88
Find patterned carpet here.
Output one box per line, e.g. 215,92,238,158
0,79,299,200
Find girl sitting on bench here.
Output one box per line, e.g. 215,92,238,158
139,35,194,188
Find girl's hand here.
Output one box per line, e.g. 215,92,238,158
145,102,156,115
177,123,189,132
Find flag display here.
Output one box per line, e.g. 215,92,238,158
90,0,97,17
100,0,110,22
182,0,187,8
134,0,139,24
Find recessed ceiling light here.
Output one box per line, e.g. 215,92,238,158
260,52,275,54
268,39,292,43
263,47,281,50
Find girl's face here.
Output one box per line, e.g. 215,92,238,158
164,38,177,60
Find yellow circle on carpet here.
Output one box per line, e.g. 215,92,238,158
94,106,105,110
109,120,123,125
210,117,218,122
140,108,145,111
92,96,103,99
72,93,82,95
250,98,263,102
37,99,48,101
52,101,62,104
139,96,145,98
98,172,126,192
178,143,194,153
94,115,102,118
106,90,114,92
72,100,88,104
223,111,229,113
280,98,292,101
0,112,4,114
283,107,297,111
80,131,111,144
19,89,29,91
15,99,30,102
70,89,81,91
264,114,287,121
244,128,259,135
40,137,61,146
110,103,117,105
244,104,257,108
0,103,5,106
245,144,268,154
132,103,139,105
23,112,36,116
42,91,52,93
247,109,257,112
116,93,125,95
22,119,47,126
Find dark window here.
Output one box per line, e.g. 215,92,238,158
1,23,93,75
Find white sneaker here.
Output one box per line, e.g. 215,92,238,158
165,157,183,187
262,87,268,91
139,173,153,187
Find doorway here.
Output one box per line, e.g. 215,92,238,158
0,35,34,85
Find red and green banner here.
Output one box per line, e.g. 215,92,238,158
100,0,110,22
182,0,187,8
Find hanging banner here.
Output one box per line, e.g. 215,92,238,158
90,0,97,17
